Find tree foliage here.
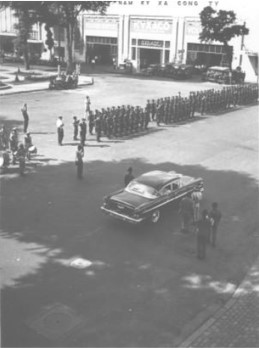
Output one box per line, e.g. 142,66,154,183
45,25,54,57
43,1,110,72
0,1,52,69
199,6,249,67
0,1,110,71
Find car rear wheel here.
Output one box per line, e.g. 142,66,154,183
150,210,160,223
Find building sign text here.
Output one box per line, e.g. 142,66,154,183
131,19,172,34
138,39,163,48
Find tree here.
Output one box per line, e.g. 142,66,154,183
45,24,54,60
44,2,110,73
0,1,52,70
199,6,249,68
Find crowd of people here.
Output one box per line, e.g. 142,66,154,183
1,84,258,176
55,84,259,147
0,104,37,175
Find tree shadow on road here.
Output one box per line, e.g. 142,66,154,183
1,158,259,347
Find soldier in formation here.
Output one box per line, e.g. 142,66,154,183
78,105,150,140
144,84,258,125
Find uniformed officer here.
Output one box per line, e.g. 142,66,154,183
95,116,101,142
79,118,87,146
72,116,79,140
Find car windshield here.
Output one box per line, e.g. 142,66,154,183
125,180,159,199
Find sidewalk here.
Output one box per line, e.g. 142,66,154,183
0,76,93,96
178,255,259,347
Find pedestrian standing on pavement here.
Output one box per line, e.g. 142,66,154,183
75,144,84,179
21,103,29,133
95,116,101,142
179,193,194,233
191,189,203,223
196,209,211,260
56,116,64,145
124,167,134,187
72,116,79,141
209,202,222,247
0,125,9,149
79,118,87,146
85,96,91,119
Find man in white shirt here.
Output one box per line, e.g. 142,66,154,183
56,116,64,145
191,189,203,222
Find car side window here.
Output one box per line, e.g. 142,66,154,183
161,184,172,195
172,179,180,190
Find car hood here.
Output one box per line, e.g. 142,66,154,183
110,191,152,209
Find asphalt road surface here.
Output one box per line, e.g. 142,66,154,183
1,75,258,347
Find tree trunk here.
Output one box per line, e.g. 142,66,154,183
23,42,30,70
65,22,74,74
224,43,232,69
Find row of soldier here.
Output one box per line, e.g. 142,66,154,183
146,83,258,124
80,84,258,140
71,106,151,144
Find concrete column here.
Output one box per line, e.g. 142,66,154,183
170,18,177,63
118,15,124,64
123,15,130,61
161,49,165,65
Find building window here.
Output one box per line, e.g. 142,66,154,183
165,41,170,48
30,31,39,40
86,36,117,45
132,38,136,46
131,47,136,60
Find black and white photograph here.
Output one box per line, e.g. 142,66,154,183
0,0,258,347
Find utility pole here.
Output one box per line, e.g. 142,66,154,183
239,21,246,67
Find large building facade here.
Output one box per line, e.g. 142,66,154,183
0,1,257,81
78,13,233,70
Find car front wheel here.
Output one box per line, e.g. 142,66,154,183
150,210,160,223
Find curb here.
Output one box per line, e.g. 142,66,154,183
0,82,93,96
177,255,259,347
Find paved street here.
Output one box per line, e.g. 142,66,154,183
0,74,258,347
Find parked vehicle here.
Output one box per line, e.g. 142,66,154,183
101,170,203,224
142,64,161,76
202,66,245,84
168,64,193,79
49,74,78,90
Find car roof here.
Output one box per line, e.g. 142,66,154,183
136,170,182,190
208,66,230,71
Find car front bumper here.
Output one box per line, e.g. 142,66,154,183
100,206,144,224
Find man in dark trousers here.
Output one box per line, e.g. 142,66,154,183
88,111,95,135
209,202,222,247
75,144,84,179
196,209,211,260
72,116,79,140
79,118,87,146
179,193,194,233
124,167,134,187
56,116,64,145
21,103,29,133
95,116,101,142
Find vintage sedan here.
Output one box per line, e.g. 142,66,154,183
101,170,203,224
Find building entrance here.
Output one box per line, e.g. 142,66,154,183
87,44,113,64
86,36,117,65
139,48,161,69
